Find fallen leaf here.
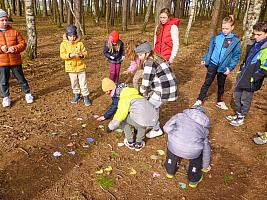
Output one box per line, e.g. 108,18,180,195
93,115,99,118
152,172,160,177
96,169,104,174
157,149,165,156
115,128,123,133
98,125,104,129
77,118,83,121
130,168,137,175
82,124,87,128
67,142,74,147
117,142,124,147
179,182,187,189
68,150,75,155
104,166,112,172
150,155,158,160
111,151,119,157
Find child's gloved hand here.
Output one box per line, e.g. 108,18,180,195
1,45,8,53
110,56,115,60
200,60,205,65
8,46,15,53
77,51,84,58
202,165,211,173
224,67,230,75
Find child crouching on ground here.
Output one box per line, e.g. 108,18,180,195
163,105,211,188
107,86,159,151
60,25,91,106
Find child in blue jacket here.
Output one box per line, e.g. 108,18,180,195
193,15,241,110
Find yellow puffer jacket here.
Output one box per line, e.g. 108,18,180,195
60,34,88,72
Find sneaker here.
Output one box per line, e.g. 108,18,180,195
25,93,34,104
134,141,145,152
2,97,11,107
216,102,228,110
189,175,203,188
166,173,174,179
229,117,244,126
226,113,238,121
83,96,91,106
146,128,163,138
123,138,135,150
253,132,267,145
71,94,80,104
193,100,202,107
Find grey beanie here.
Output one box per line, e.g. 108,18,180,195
66,25,77,36
135,42,152,54
0,9,8,18
192,105,206,114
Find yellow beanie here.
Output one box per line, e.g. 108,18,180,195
102,78,116,92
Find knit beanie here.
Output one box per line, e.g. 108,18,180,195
0,9,8,18
135,42,152,54
66,25,77,36
109,31,120,43
102,78,116,92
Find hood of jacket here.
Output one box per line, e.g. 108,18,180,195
183,108,211,129
165,18,180,27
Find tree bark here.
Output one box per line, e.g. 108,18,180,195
58,0,64,23
209,0,221,37
42,0,48,17
184,0,196,45
92,0,99,25
122,0,127,31
130,0,136,24
142,0,153,32
67,0,73,25
25,0,37,59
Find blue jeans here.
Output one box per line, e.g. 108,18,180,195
0,65,30,97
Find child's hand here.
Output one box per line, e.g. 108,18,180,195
122,70,129,75
110,56,115,60
77,51,84,57
97,116,106,121
121,56,125,60
8,46,15,53
201,61,205,65
224,67,230,75
1,45,8,53
169,58,174,64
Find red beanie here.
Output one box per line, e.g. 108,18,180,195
110,31,119,43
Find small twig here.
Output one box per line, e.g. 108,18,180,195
240,195,248,200
17,147,29,156
100,185,117,200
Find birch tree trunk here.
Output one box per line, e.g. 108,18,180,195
209,0,221,37
184,0,196,45
92,0,99,25
242,0,263,57
142,0,153,32
122,0,127,31
25,0,37,59
16,0,21,16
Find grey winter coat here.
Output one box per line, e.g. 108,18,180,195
163,108,211,168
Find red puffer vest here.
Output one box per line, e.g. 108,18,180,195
154,18,180,60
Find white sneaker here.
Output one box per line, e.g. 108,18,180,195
146,128,163,138
216,102,228,110
2,97,11,107
193,100,202,107
25,93,34,104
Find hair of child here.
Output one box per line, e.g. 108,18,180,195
108,40,121,53
222,15,235,26
156,8,172,35
126,39,138,61
253,21,267,33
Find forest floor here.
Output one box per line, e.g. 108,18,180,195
0,16,266,200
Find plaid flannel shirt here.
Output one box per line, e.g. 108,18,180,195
140,57,178,101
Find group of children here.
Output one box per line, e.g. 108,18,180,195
1,7,266,188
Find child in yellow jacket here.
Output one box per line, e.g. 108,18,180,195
60,25,91,106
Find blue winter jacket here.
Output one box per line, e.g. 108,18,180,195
103,40,125,64
202,33,241,73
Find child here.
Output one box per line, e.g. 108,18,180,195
122,40,142,90
193,15,241,110
97,78,127,121
135,41,178,138
107,86,159,151
60,25,91,106
0,9,33,107
227,21,267,126
163,105,211,188
103,31,125,83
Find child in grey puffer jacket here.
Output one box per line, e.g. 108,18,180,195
163,105,211,188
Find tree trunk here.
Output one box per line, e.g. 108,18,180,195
42,0,48,17
67,0,73,25
184,0,196,45
175,0,181,18
74,0,84,36
209,0,221,37
242,0,264,57
58,0,64,23
15,0,21,16
106,0,111,33
92,0,99,25
110,0,115,26
142,0,153,32
130,0,136,24
122,0,127,31
25,0,37,59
